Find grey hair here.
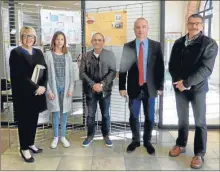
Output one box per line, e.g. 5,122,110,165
134,17,148,27
188,14,204,23
91,32,105,41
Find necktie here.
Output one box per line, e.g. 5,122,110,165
138,42,144,86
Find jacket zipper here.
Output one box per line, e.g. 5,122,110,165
181,47,185,77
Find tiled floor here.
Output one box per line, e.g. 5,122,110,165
1,128,220,171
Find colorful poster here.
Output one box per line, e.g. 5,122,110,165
86,11,127,46
40,9,81,44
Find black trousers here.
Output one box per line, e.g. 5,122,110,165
17,110,39,150
128,85,154,145
175,91,207,156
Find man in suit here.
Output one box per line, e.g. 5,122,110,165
80,33,116,147
168,14,218,169
119,18,164,154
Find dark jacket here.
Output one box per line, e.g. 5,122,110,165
9,47,48,119
80,48,116,96
169,33,218,92
119,39,164,98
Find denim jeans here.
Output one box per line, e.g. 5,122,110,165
86,92,111,137
52,87,68,137
129,86,155,144
149,97,155,124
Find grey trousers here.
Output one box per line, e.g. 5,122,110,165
175,90,207,156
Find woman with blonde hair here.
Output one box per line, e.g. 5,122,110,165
9,26,47,163
44,31,74,148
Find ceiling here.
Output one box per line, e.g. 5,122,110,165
5,1,81,10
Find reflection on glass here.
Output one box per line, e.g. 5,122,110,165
163,32,219,126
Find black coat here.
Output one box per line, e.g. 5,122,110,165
169,33,218,92
9,47,48,119
119,39,165,98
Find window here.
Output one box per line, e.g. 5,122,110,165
198,0,213,37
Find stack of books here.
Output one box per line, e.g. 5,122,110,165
31,64,46,84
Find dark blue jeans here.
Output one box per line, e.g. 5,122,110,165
86,93,111,137
129,89,155,144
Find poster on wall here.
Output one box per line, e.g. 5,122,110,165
40,9,81,44
86,11,127,46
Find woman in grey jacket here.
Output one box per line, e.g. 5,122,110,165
44,31,74,148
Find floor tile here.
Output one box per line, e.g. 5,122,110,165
156,130,176,143
2,146,20,155
1,139,9,153
1,154,61,170
174,155,194,170
1,154,21,170
93,140,124,157
201,158,220,170
157,157,182,170
66,130,87,141
125,156,162,170
213,147,220,157
154,142,172,157
1,128,219,171
92,156,126,170
56,156,92,170
207,130,220,142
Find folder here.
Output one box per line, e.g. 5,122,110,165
31,64,46,84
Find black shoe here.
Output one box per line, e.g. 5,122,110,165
126,141,140,153
20,149,35,163
144,142,155,155
29,147,43,154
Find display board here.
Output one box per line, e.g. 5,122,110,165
40,9,81,44
86,11,127,46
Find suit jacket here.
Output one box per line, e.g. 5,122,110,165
9,47,48,118
80,48,116,97
119,39,164,98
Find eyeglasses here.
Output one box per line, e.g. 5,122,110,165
22,34,35,39
187,22,203,26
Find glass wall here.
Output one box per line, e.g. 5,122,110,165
162,0,219,127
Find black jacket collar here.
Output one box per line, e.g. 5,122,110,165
180,31,204,45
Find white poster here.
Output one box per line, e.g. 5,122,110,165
40,9,81,44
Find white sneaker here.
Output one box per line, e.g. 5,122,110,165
60,137,70,148
51,137,58,149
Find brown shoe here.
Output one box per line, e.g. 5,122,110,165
169,145,186,157
190,156,204,169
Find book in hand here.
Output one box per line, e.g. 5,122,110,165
31,64,46,84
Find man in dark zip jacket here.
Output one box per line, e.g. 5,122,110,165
80,33,116,147
168,14,218,169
